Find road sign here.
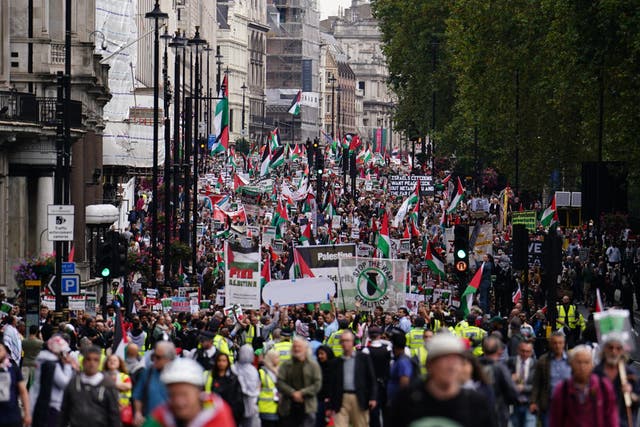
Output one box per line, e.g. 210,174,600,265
25,280,41,287
61,262,76,274
60,274,80,296
47,205,75,241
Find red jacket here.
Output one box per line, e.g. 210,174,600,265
146,393,235,427
549,374,619,427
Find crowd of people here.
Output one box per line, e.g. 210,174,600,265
2,148,640,427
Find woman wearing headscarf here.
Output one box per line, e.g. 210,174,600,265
231,344,261,427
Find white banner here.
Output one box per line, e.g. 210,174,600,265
224,241,261,309
338,257,408,311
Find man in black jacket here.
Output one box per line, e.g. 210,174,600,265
329,330,377,427
59,345,120,427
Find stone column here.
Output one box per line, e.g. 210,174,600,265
36,176,54,255
0,149,8,287
7,176,28,289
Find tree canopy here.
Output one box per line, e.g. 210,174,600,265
372,0,640,208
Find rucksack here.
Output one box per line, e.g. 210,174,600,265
194,348,215,371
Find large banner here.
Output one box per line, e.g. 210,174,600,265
512,210,537,233
224,240,261,309
388,175,434,196
338,257,408,311
292,244,356,288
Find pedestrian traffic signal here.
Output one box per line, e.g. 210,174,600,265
454,225,469,272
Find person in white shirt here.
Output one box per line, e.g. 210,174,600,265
2,315,22,366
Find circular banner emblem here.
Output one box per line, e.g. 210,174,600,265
356,267,388,302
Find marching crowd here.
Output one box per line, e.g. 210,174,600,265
2,152,640,427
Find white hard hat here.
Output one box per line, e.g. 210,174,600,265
160,358,205,387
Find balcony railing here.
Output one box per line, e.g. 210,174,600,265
0,91,82,127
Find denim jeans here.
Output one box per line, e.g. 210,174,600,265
511,404,536,427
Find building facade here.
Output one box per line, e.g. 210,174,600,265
266,0,321,144
0,0,110,290
321,0,397,152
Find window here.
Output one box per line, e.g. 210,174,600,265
230,109,234,132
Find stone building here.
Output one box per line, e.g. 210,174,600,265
266,0,321,144
0,0,110,291
321,0,397,152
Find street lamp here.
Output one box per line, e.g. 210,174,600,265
188,26,207,275
145,0,168,288
328,73,336,139
215,46,224,93
204,45,213,136
160,26,172,285
261,91,266,152
241,82,247,134
169,31,186,241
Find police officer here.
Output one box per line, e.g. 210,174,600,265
457,314,487,356
190,331,216,371
406,317,426,356
555,295,585,348
272,328,293,362
326,319,349,357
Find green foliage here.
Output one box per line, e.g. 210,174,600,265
373,0,640,206
235,138,251,155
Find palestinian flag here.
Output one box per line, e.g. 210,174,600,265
446,177,465,214
261,256,271,288
540,195,558,227
410,219,421,237
512,283,522,304
393,180,420,227
112,306,130,361
403,223,410,239
271,199,289,227
260,144,271,177
595,288,604,313
425,241,446,278
213,252,225,276
270,128,281,150
349,134,362,152
324,202,336,218
291,144,302,161
270,145,286,170
211,74,229,154
288,90,302,115
292,247,315,279
233,174,249,192
461,262,485,315
225,240,260,279
300,222,314,246
377,212,391,258
216,175,224,190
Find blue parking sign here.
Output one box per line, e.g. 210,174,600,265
60,274,80,296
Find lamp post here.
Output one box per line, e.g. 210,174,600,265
169,31,185,241
145,0,168,288
160,26,172,285
215,46,224,93
261,91,266,152
328,73,336,139
188,27,207,276
241,83,247,134
204,45,213,136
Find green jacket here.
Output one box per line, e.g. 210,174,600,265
276,356,322,417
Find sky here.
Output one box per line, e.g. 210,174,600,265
318,0,352,19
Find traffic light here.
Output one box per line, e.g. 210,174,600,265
114,234,129,277
453,225,469,273
315,151,324,175
97,234,115,278
312,137,319,150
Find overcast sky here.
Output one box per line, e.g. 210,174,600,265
318,0,352,19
